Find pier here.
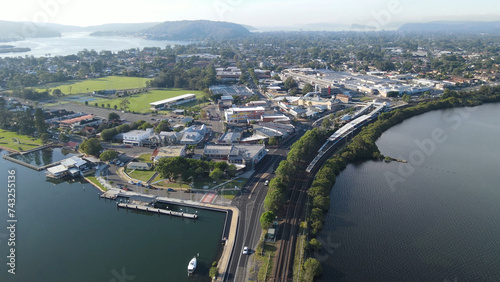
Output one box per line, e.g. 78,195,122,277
116,203,198,219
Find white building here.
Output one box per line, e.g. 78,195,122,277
203,144,267,167
122,128,154,146
150,94,196,110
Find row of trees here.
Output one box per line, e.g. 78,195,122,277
0,98,52,143
263,128,331,215
147,64,217,91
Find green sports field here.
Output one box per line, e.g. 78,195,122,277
37,76,149,95
90,89,203,113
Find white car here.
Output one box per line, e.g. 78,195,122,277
242,246,249,255
264,180,269,186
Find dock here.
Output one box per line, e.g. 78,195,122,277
116,203,198,219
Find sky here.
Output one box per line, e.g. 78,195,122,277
2,0,500,30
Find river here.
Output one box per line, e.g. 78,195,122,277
0,150,225,281
318,103,500,281
0,32,187,58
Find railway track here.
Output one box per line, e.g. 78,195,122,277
270,169,314,281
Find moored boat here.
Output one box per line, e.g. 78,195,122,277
187,256,197,274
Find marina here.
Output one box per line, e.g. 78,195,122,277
116,203,198,219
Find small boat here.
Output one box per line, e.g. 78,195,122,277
187,256,197,274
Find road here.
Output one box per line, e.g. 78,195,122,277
226,131,306,282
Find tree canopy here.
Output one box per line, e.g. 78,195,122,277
99,150,118,161
80,138,102,156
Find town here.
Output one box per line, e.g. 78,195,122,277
1,29,500,282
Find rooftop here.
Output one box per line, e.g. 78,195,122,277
149,94,196,106
59,114,94,124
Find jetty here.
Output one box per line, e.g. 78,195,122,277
116,203,198,219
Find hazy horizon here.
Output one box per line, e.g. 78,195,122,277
1,0,500,31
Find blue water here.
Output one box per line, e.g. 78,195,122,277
318,103,500,281
0,151,226,281
10,147,80,167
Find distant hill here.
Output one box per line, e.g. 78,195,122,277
138,20,251,40
399,21,500,33
0,20,60,41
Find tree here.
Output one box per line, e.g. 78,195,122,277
226,164,237,177
59,133,69,143
100,128,118,142
52,88,63,96
34,108,48,134
138,122,154,130
84,101,88,106
402,94,411,103
155,120,170,133
113,105,118,110
321,118,332,129
80,138,102,156
303,258,322,281
271,74,281,81
119,98,130,111
308,238,322,251
268,136,278,146
302,83,314,95
108,112,120,121
284,77,298,90
209,266,218,279
99,150,118,161
260,211,275,230
210,168,224,182
40,133,50,144
155,157,188,181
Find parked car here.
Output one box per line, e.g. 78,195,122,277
167,188,175,192
264,180,269,186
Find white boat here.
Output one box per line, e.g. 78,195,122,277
187,256,197,274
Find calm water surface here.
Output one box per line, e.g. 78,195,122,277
319,103,500,281
0,151,225,281
0,32,186,58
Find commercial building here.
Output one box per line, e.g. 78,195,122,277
224,106,265,123
127,162,152,171
203,144,267,167
58,114,103,131
153,145,187,162
122,128,154,146
149,94,196,110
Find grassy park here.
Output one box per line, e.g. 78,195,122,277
0,130,42,152
37,76,149,94
90,89,203,113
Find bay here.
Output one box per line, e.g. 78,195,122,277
0,32,187,58
0,151,225,281
318,103,500,281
